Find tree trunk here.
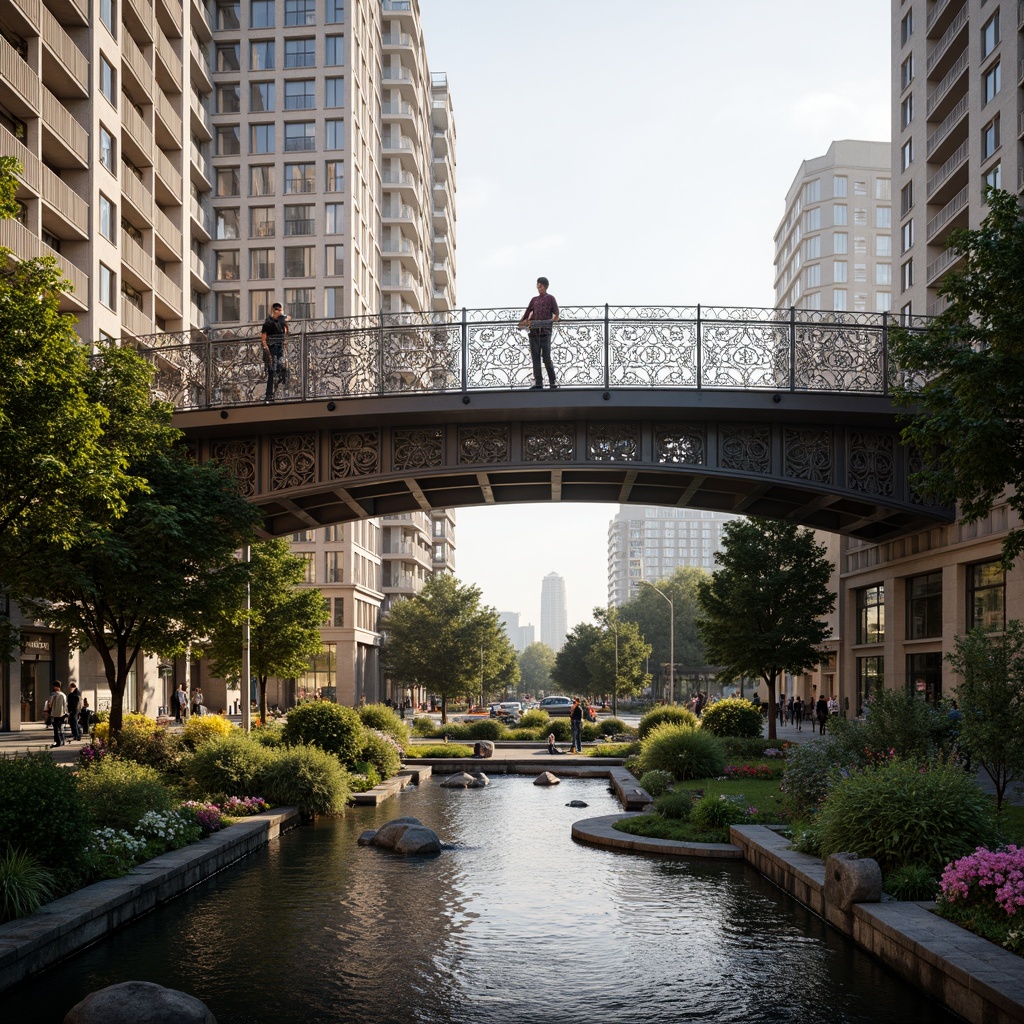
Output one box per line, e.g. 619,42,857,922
440,694,448,725
258,674,268,726
765,673,777,742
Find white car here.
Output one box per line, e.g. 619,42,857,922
538,695,573,716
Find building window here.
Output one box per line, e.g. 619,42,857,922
875,264,892,286
875,178,891,201
875,292,891,313
326,0,344,22
325,203,343,234
325,35,343,65
325,244,344,276
804,235,820,259
284,162,315,194
833,204,847,226
215,0,239,29
249,289,272,321
99,125,115,172
856,584,884,644
833,232,847,255
906,571,942,639
832,175,847,198
325,160,344,192
216,43,240,72
968,561,1005,632
99,55,116,106
216,290,240,321
900,139,913,171
908,651,943,703
325,119,345,150
982,116,1000,159
285,286,314,319
325,551,343,583
250,123,275,154
804,264,820,288
833,260,848,283
250,40,274,70
101,0,117,34
900,220,913,254
250,0,273,28
284,204,314,236
804,179,821,203
983,61,1001,104
216,166,240,197
984,163,1002,193
216,84,241,113
249,164,275,196
250,81,275,112
333,596,344,627
325,77,344,108
900,93,913,129
284,38,315,68
284,121,316,152
876,235,891,257
284,0,316,26
284,79,315,110
804,207,820,231
982,12,1000,59
249,247,275,279
900,9,913,45
215,208,240,239
99,263,116,309
856,656,883,717
98,194,114,240
298,552,315,583
216,250,239,281
875,207,891,229
216,125,240,155
900,54,914,90
901,259,913,291
324,286,342,316
283,244,314,277
249,206,275,238
832,289,847,311
900,181,913,218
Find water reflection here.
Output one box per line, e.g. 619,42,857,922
7,777,958,1024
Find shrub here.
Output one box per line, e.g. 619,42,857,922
357,704,410,748
818,757,998,873
251,721,286,747
179,801,226,834
720,736,783,759
281,702,365,763
0,846,54,923
412,716,436,736
638,705,698,740
789,820,824,857
699,698,763,738
82,827,147,879
114,723,183,772
180,714,235,751
263,744,352,818
134,809,202,857
348,761,382,792
404,743,475,758
78,758,174,830
592,741,641,757
781,736,848,812
939,846,1024,922
0,753,92,875
654,791,693,821
638,769,675,797
519,709,550,730
547,718,571,742
359,730,402,780
462,718,507,741
885,864,940,901
189,732,275,798
599,717,629,737
638,723,726,781
691,794,744,831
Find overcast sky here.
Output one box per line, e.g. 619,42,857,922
416,0,893,630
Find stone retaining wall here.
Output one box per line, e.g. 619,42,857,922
0,808,299,994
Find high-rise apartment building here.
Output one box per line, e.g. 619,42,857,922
607,506,739,607
893,0,1016,317
774,140,893,313
498,612,535,654
540,572,567,653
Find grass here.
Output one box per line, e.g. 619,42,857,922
614,815,733,844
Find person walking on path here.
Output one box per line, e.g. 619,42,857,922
66,683,82,741
191,687,204,717
79,698,92,736
261,301,290,403
174,683,188,723
794,696,804,732
569,697,584,753
815,694,829,735
45,683,68,747
518,277,559,390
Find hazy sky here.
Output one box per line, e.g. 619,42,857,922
416,0,892,630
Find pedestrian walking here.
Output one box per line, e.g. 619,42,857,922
815,694,829,735
517,276,559,390
569,697,584,753
45,682,68,747
66,682,82,741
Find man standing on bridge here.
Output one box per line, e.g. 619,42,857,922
261,301,289,403
518,276,559,390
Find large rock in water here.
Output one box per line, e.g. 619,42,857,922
65,981,216,1024
441,771,489,788
361,817,442,856
534,771,560,786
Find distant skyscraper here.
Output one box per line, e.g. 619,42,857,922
540,573,568,652
499,612,535,654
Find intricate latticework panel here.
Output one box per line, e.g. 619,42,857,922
794,326,885,392
655,425,705,465
701,320,790,389
381,325,461,393
270,434,317,491
719,424,771,474
210,337,277,406
458,425,510,465
588,422,641,462
523,423,575,462
330,431,380,479
393,428,444,470
553,320,604,387
307,328,380,398
849,431,895,496
141,339,210,410
609,321,698,386
785,428,834,484
210,438,258,498
465,322,529,389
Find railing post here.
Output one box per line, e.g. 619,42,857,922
299,319,307,401
603,303,610,390
881,310,889,396
204,328,213,411
378,310,385,396
461,307,468,394
789,306,797,391
696,304,702,390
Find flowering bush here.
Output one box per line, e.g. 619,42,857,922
940,846,1024,917
722,764,779,780
134,810,202,856
220,796,271,816
179,801,226,835
77,741,109,768
84,827,148,878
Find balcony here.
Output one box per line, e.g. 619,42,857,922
153,89,183,148
121,165,153,221
121,33,152,95
926,139,969,201
156,0,183,38
0,214,87,305
154,265,182,313
190,197,211,239
123,0,154,43
120,298,152,337
925,4,968,77
382,203,414,221
41,167,88,238
190,94,212,141
121,229,153,285
925,48,967,119
41,86,88,167
40,6,88,98
154,31,182,93
0,37,40,116
925,94,968,160
190,36,213,92
153,205,182,258
190,143,212,191
122,103,154,162
926,184,969,241
9,0,40,35
154,149,182,204
926,244,964,284
283,219,315,236
190,250,211,290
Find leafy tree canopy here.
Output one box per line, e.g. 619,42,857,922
550,621,603,696
586,607,652,713
891,188,1024,565
518,641,555,696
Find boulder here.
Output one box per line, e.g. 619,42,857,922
64,981,216,1024
472,740,494,758
371,817,423,850
392,824,442,855
441,772,479,788
357,829,378,846
534,771,560,786
824,852,882,913
565,800,588,808
470,772,489,787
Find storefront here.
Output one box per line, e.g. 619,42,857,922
20,631,54,723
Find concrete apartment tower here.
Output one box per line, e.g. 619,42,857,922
540,573,567,653
774,140,893,313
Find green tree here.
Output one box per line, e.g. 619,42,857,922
206,539,328,726
696,518,835,741
551,621,602,697
947,622,1024,812
586,608,652,714
380,574,511,723
518,641,555,697
891,188,1024,565
17,453,260,735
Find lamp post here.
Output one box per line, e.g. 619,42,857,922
640,580,674,704
606,608,620,718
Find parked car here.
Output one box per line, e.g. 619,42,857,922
538,695,573,716
499,701,523,715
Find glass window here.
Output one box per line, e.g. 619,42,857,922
900,55,914,90
876,235,891,257
984,163,1002,192
284,244,314,277
216,84,241,113
876,207,892,229
216,249,239,281
99,194,114,240
906,571,942,639
833,204,847,226
284,79,315,110
900,181,913,217
982,12,1000,58
900,9,913,45
249,289,272,322
968,561,1005,632
325,35,343,66
900,94,913,129
804,235,820,259
900,139,913,171
325,160,344,192
249,164,275,196
804,179,820,203
284,121,316,152
326,0,344,23
284,0,316,26
250,123,275,154
901,220,913,253
99,263,116,309
982,116,1000,159
216,0,240,30
984,61,1001,104
99,126,115,172
249,206,275,238
249,247,275,279
216,166,240,197
875,292,891,313
250,40,274,70
100,0,116,35
832,289,847,311
333,596,344,627
250,0,273,28
215,208,240,240
833,232,847,255
804,207,820,231
99,55,116,105
325,203,344,233
804,264,820,287
216,125,240,155
250,81,275,113
875,178,891,201
833,260,848,283
908,651,943,703
285,38,315,68
284,204,314,236
856,656,883,717
875,264,892,286
284,163,315,194
856,584,884,644
216,43,240,72
832,175,847,198
216,290,240,322
325,244,344,275
285,286,314,319
325,78,344,108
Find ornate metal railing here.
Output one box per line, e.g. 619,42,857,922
124,305,929,412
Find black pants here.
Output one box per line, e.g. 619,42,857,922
264,344,283,398
529,331,556,386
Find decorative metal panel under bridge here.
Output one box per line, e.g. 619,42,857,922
130,304,951,539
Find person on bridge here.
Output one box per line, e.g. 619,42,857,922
518,276,559,390
261,301,290,403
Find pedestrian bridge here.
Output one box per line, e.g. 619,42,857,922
135,304,951,541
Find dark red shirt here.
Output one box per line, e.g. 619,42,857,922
524,292,559,325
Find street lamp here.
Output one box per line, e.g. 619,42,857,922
639,580,674,704
606,608,620,718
